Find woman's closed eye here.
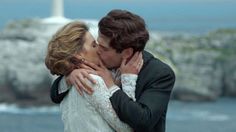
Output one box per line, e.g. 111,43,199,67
92,41,98,48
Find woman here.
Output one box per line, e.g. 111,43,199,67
45,21,141,132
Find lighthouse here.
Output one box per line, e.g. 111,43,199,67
52,0,64,18
42,0,98,38
42,0,70,24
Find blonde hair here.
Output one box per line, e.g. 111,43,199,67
45,21,88,76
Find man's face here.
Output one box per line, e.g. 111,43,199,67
97,32,123,69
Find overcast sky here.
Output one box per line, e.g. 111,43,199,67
1,0,235,3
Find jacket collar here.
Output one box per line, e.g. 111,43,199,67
142,50,154,65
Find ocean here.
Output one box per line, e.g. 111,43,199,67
0,98,235,132
0,0,236,33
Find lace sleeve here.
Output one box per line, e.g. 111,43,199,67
121,74,137,101
83,74,133,132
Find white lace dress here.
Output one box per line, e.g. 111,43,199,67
59,74,137,132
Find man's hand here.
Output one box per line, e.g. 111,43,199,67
84,61,115,88
120,52,143,74
66,68,97,96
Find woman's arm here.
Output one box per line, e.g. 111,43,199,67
83,74,137,132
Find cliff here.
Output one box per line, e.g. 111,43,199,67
0,19,235,106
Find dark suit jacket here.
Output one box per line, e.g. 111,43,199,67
50,50,175,132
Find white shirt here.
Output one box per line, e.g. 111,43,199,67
59,74,137,132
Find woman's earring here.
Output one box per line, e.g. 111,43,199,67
81,58,85,63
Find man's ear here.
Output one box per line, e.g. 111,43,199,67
121,48,134,59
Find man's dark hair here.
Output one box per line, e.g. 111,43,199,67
98,9,149,53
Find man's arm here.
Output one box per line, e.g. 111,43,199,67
109,66,175,131
50,68,97,104
50,76,69,103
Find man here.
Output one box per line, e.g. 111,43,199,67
50,9,175,132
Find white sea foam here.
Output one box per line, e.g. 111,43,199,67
0,103,60,114
167,109,230,122
189,110,230,121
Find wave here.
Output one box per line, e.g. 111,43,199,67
167,109,230,122
0,103,60,114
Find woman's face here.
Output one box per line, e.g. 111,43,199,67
78,31,100,65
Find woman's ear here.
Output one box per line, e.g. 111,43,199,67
121,48,134,59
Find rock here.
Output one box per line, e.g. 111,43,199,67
0,18,236,105
0,18,98,106
146,29,236,101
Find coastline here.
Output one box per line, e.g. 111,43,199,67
0,18,236,106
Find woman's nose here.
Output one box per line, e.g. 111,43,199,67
97,47,101,55
97,45,103,55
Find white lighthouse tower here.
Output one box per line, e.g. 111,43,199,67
42,0,70,24
52,0,64,17
42,0,98,38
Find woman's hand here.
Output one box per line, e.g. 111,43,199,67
119,52,143,75
65,68,97,96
